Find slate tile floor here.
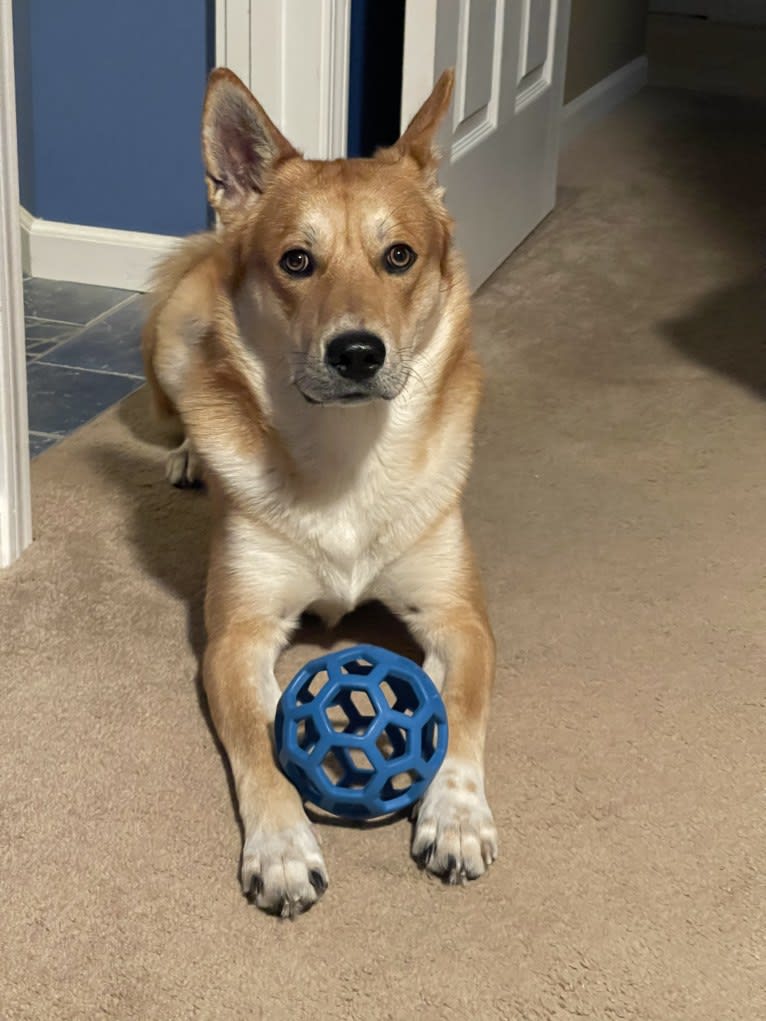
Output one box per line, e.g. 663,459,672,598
24,277,145,458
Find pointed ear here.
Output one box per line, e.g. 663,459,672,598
393,69,455,183
202,68,299,223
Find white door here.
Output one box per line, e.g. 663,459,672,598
401,0,571,290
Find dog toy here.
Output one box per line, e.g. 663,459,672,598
274,645,448,819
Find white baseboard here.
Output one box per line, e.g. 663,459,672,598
561,56,649,148
19,207,180,291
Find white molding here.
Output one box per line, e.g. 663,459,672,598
217,0,351,158
0,0,32,567
400,0,440,131
560,55,648,148
322,0,351,159
20,209,179,291
19,204,32,274
216,0,250,82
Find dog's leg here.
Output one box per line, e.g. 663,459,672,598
204,528,327,916
376,509,497,882
204,618,328,915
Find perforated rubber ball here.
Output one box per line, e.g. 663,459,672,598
274,645,448,819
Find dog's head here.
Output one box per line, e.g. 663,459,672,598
203,67,457,406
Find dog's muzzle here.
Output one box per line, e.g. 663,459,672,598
294,330,407,406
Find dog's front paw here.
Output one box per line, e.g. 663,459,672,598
165,438,203,488
412,760,497,883
241,820,328,918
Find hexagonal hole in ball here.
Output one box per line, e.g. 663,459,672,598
379,674,420,716
380,768,422,802
321,746,375,789
295,668,329,706
420,715,442,763
375,722,408,760
295,716,320,755
325,688,376,736
340,655,375,676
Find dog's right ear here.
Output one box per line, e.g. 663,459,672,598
202,68,299,223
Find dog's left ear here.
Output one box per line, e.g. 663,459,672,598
202,68,299,223
388,69,455,187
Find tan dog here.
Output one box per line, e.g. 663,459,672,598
142,67,497,916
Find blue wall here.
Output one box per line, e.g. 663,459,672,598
13,0,213,236
12,1,35,211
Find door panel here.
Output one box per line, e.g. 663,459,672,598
461,0,496,119
524,0,552,78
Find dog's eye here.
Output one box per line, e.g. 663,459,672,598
384,244,417,274
280,249,314,277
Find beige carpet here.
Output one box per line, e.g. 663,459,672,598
3,89,765,1020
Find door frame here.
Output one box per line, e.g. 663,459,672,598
216,0,351,158
0,0,32,568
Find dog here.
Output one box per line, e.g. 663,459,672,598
142,66,497,916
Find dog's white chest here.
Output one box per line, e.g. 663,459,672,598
298,488,393,611
217,394,468,625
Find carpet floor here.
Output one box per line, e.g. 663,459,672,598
3,89,765,1020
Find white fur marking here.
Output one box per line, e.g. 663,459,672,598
165,438,202,487
241,819,327,916
413,759,497,882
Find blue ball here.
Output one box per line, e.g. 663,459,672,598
274,645,448,819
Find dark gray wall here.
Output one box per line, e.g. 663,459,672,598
565,0,648,103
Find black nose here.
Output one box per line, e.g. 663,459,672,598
325,331,386,383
